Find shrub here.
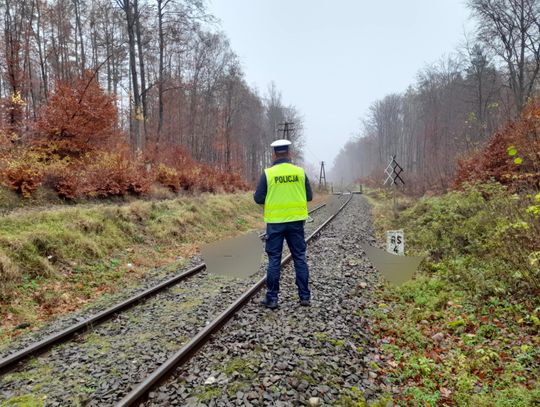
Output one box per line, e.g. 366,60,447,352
82,151,151,197
455,102,540,191
400,182,540,299
156,164,181,192
0,148,46,197
2,161,43,198
152,144,249,194
35,70,121,158
52,150,152,199
0,144,249,201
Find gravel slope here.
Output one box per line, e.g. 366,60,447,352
0,201,352,406
142,195,386,406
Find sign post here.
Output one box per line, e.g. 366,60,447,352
383,155,405,218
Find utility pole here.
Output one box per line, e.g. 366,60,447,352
278,121,295,140
318,161,327,190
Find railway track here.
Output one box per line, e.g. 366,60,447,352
0,199,358,406
117,193,352,406
0,203,328,375
139,192,379,406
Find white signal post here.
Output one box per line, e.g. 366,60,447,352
386,230,405,255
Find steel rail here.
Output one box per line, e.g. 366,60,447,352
117,193,352,407
309,202,326,213
0,263,205,373
0,203,327,374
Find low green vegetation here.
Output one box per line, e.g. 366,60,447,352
365,182,540,406
194,385,222,402
336,386,393,407
0,193,263,345
223,357,258,380
0,394,46,407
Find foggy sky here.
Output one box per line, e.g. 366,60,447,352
208,0,474,170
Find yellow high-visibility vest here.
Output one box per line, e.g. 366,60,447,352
264,163,308,223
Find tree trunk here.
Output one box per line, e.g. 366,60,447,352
117,0,142,152
134,0,147,145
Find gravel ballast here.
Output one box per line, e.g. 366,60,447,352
142,194,386,406
0,201,363,406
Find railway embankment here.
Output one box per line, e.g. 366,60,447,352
365,184,540,406
0,194,264,347
0,194,339,406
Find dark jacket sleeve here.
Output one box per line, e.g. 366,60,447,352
253,173,267,204
305,175,313,202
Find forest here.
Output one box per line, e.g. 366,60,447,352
0,2,538,405
330,0,540,195
0,0,304,201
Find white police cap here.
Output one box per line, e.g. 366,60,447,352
270,139,291,152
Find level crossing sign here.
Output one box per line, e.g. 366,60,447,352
383,155,404,186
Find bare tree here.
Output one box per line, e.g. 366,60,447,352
0,0,302,183
116,0,142,151
156,0,171,138
72,0,86,74
330,55,509,193
469,0,540,112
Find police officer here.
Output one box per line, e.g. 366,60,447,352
254,139,313,309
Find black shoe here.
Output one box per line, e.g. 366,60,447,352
299,299,311,307
260,298,278,310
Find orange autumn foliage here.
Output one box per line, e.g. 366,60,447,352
1,154,44,197
455,102,540,190
35,70,120,157
152,144,249,193
51,150,153,199
0,72,250,200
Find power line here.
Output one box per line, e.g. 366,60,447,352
277,121,295,140
305,144,322,164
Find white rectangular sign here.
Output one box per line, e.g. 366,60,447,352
386,230,404,255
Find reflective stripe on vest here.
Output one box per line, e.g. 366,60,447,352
264,163,308,223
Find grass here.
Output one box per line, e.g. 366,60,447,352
364,184,540,406
194,385,222,402
0,394,46,407
0,193,265,346
222,356,258,380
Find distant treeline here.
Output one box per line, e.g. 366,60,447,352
331,0,540,194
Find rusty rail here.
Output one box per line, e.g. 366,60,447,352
117,194,351,406
0,203,327,374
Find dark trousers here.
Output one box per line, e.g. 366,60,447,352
265,221,310,302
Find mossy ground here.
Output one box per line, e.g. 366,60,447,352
0,394,46,407
364,185,540,406
0,193,265,347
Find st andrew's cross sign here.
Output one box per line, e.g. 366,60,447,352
383,155,405,186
